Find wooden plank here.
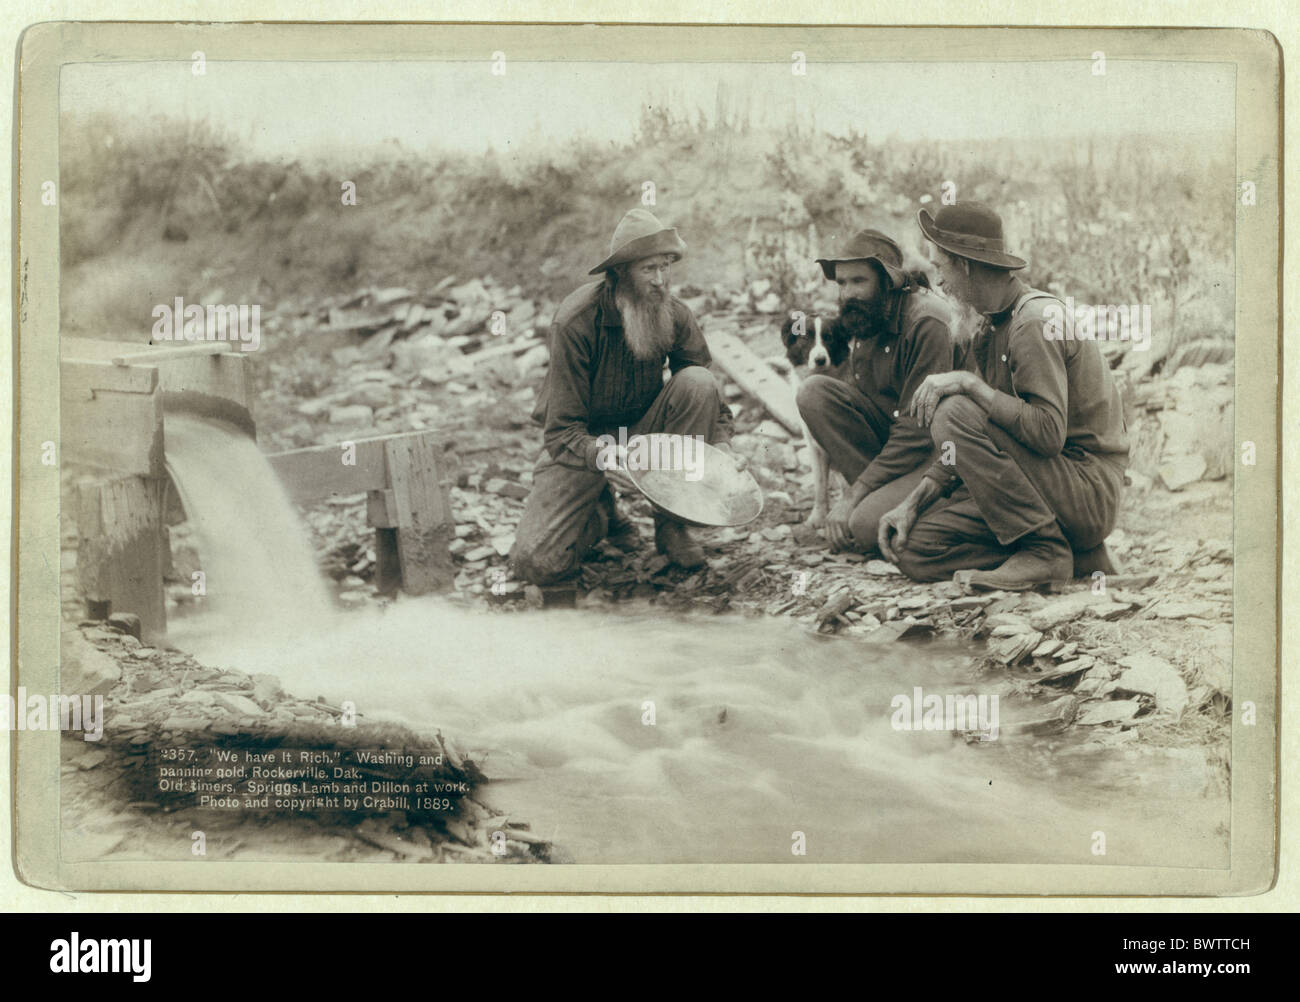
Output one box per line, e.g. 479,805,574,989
61,359,159,398
114,343,240,366
462,334,543,364
366,488,399,528
62,337,152,364
76,477,167,641
267,437,393,503
62,388,165,477
383,433,455,595
704,327,801,433
59,336,236,368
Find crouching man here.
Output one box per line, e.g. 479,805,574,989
878,202,1129,590
796,228,955,552
510,209,737,585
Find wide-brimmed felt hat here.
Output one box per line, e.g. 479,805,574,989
815,229,907,288
916,202,1026,270
589,209,687,275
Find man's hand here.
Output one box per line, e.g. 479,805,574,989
824,497,855,551
602,444,638,495
877,499,919,565
910,370,973,428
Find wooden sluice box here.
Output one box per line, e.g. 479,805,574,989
61,338,455,641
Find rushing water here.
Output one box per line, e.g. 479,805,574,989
164,414,334,641
164,417,1228,867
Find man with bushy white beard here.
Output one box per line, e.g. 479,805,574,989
510,209,738,585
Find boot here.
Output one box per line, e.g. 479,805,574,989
655,518,706,570
599,487,641,552
967,523,1073,592
1072,541,1119,578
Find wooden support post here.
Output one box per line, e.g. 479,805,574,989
367,489,401,595
267,431,455,596
383,434,456,595
372,527,402,596
76,475,168,642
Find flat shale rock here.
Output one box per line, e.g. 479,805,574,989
61,628,122,696
861,619,932,644
990,631,1042,665
984,613,1034,632
1158,454,1208,492
1114,654,1189,716
1027,592,1126,631
1076,698,1143,726
1032,638,1064,658
1153,599,1217,620
1033,656,1095,682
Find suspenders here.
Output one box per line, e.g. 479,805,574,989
985,289,1061,396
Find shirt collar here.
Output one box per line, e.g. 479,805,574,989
985,276,1028,327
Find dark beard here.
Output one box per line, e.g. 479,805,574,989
836,296,890,341
616,287,676,361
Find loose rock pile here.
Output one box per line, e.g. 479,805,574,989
55,274,1236,855
60,619,567,863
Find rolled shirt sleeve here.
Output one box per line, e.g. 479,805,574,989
922,334,976,491
988,319,1069,457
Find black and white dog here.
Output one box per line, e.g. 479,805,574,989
778,310,852,527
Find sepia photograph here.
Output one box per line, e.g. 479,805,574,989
10,22,1279,894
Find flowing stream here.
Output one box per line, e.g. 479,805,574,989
163,416,1228,867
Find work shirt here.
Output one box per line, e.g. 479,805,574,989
850,284,956,497
924,278,1130,489
533,280,734,470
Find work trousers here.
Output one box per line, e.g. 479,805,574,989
509,367,727,585
896,395,1127,582
796,374,933,554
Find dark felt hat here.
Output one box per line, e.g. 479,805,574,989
589,209,687,275
815,228,906,287
916,202,1027,270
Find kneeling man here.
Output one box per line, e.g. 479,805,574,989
879,202,1129,590
510,209,736,585
796,228,955,552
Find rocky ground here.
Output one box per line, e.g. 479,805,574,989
58,618,569,865
58,275,1236,865
241,278,1234,757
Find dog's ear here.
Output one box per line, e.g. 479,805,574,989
824,316,852,368
779,314,799,349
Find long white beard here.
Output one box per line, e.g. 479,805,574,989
616,288,676,361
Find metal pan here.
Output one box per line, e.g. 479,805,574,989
623,433,764,528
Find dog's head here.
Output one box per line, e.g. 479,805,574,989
780,312,851,372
